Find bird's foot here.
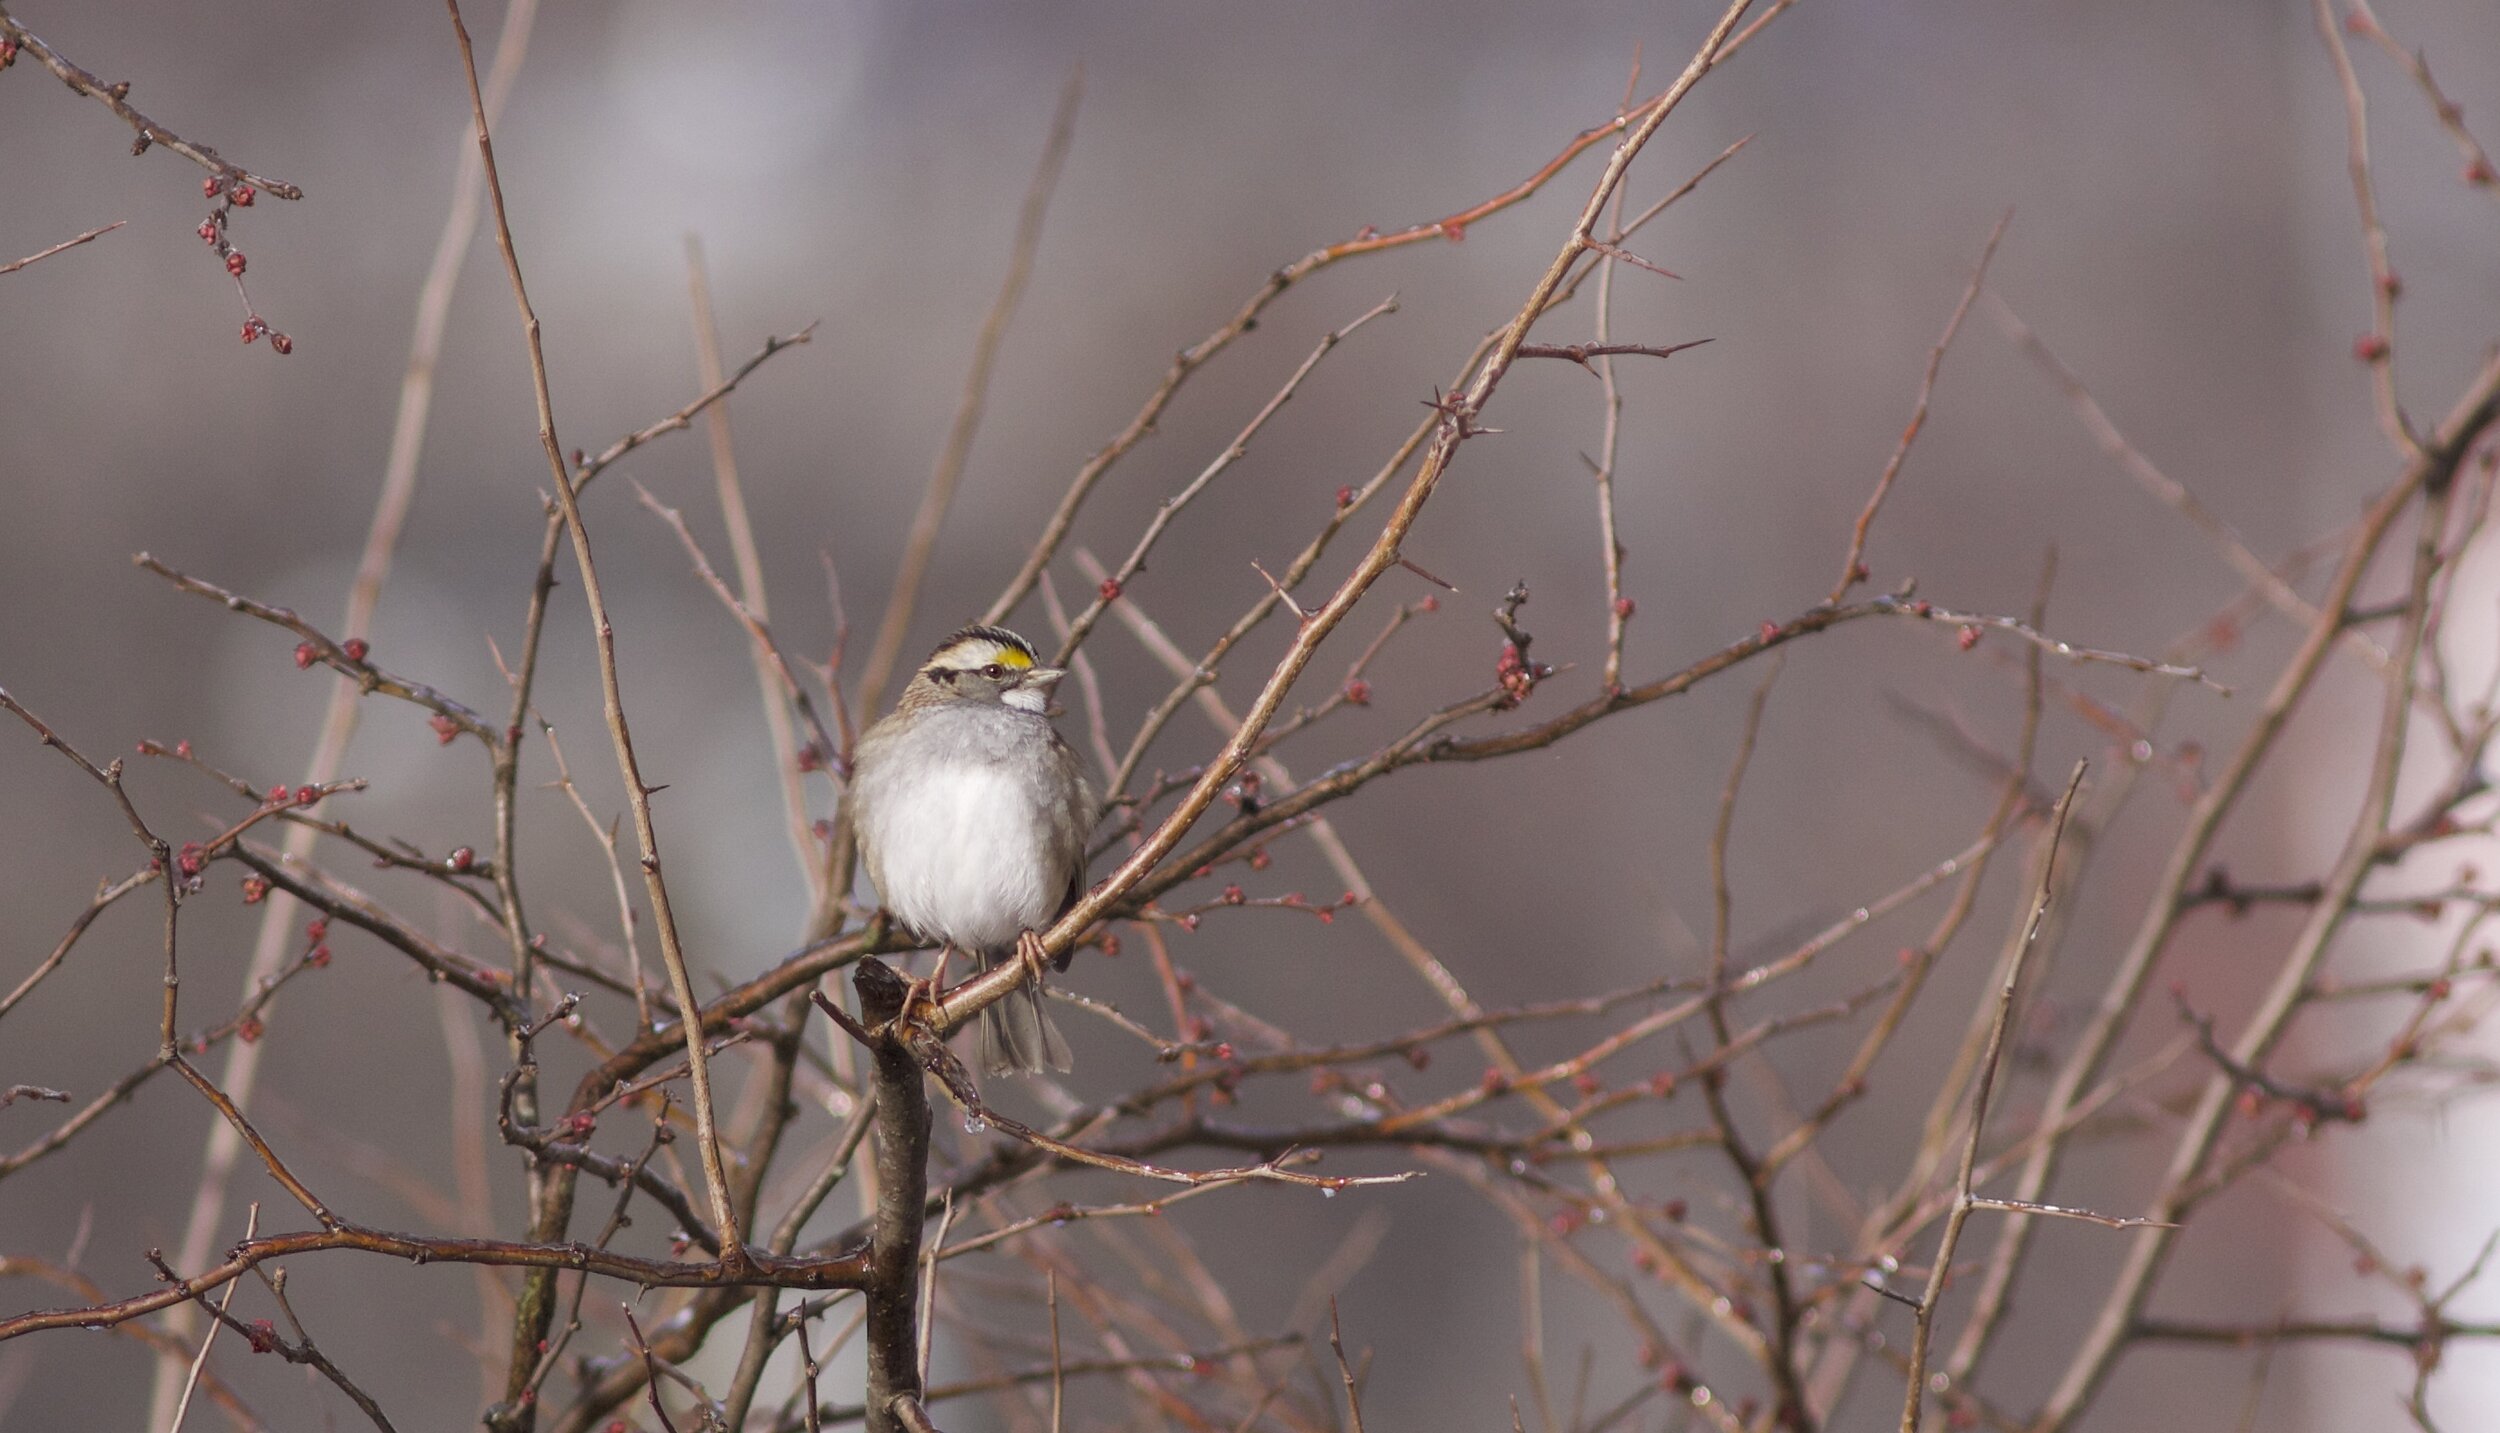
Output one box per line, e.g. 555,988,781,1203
903,944,958,1023
1015,929,1051,987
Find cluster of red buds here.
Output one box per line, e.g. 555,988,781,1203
198,172,292,354
1494,640,1549,706
1491,584,1548,707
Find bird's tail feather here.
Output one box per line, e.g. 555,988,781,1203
977,953,1071,1075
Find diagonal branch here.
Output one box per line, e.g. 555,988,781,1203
0,5,303,197
0,220,122,276
1830,210,2010,602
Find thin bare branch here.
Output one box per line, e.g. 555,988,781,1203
1900,761,2087,1433
0,220,121,276
2315,0,2417,456
1831,209,2010,603
0,6,302,196
687,233,829,917
857,66,1083,714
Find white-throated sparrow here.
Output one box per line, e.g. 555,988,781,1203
847,625,1096,1074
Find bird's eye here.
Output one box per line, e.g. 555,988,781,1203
980,663,1005,680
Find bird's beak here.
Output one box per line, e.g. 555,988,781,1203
1020,666,1068,692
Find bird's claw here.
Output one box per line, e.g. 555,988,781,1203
1015,929,1051,985
901,944,957,1024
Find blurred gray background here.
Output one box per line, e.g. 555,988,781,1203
4,1,2499,1428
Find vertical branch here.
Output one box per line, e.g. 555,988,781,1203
852,964,934,1433
1589,171,1632,693
440,16,746,1428
1329,1299,1369,1433
1694,657,1812,1425
435,983,516,1409
719,1079,879,1431
540,720,653,1030
148,7,542,1423
687,235,829,920
1047,1270,1064,1433
2314,0,2417,457
1898,763,2086,1433
855,67,1083,714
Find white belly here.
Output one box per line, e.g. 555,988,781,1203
864,760,1060,952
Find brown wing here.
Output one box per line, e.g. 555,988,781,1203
1047,729,1095,971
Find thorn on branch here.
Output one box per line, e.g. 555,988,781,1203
1250,560,1310,621
1583,239,1680,280
1421,386,1495,440
1396,557,1457,592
